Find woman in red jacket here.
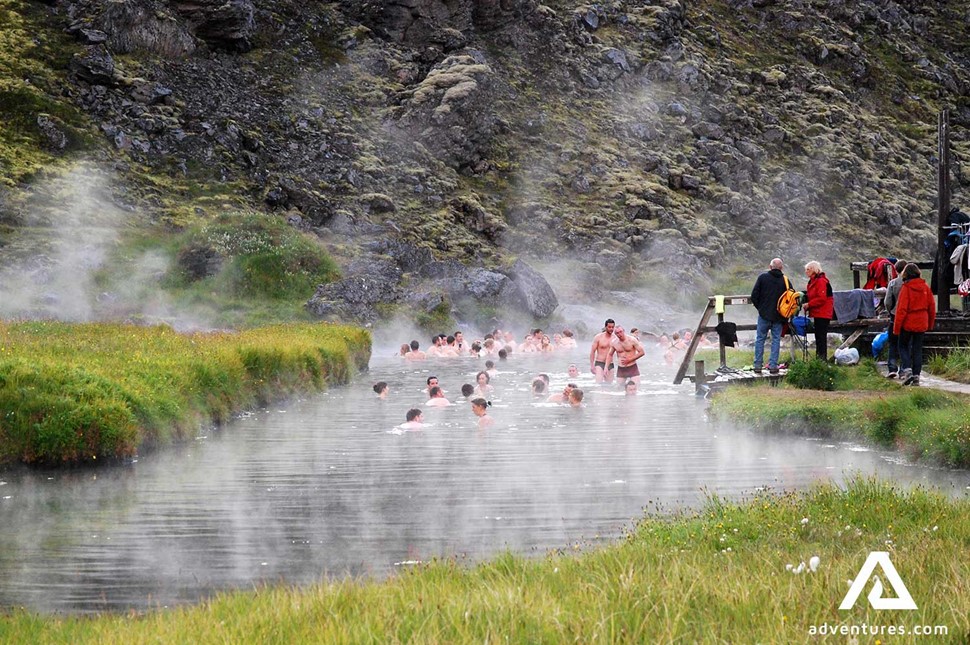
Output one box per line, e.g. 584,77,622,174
893,263,936,386
803,261,835,361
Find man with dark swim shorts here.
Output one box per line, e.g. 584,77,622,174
607,326,645,387
589,319,616,383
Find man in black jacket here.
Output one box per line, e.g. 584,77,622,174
750,258,792,374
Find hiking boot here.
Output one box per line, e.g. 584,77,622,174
753,367,763,375
903,374,919,386
768,367,780,375
886,370,898,379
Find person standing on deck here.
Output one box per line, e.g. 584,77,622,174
802,261,834,361
893,263,936,387
882,259,908,378
750,258,793,375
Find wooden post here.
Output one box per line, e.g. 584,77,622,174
694,360,706,395
938,109,951,312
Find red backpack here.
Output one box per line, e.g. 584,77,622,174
863,257,896,290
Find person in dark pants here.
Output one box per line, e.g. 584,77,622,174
881,259,908,378
893,263,936,386
802,261,834,361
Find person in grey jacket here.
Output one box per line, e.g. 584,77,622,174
882,259,908,378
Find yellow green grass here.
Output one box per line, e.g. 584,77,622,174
0,320,370,465
927,346,970,384
0,478,967,642
711,359,970,467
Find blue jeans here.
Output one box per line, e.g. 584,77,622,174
898,330,924,376
755,316,783,370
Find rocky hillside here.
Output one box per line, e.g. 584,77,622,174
2,0,970,328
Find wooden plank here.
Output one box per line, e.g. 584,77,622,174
835,327,866,352
674,301,715,385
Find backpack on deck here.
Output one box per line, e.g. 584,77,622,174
863,257,896,290
776,275,800,319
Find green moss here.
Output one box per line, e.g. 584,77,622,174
0,1,96,185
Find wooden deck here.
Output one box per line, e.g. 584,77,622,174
675,292,970,393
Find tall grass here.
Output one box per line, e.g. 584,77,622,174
0,321,369,465
1,478,967,642
926,346,970,383
711,360,970,466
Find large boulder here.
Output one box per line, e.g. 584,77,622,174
465,267,510,300
499,259,558,318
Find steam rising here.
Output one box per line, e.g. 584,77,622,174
0,163,216,330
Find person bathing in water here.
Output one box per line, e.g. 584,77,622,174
400,408,424,430
589,319,616,383
568,388,584,407
607,326,645,388
373,382,388,399
425,386,451,407
470,398,494,428
475,371,493,397
547,383,577,403
405,340,426,361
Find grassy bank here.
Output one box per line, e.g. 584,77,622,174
1,478,967,642
0,321,370,465
711,359,970,467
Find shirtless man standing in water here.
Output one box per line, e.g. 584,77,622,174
589,318,616,383
607,326,645,387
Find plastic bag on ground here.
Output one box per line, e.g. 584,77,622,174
834,347,860,365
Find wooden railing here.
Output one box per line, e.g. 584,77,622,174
673,295,752,385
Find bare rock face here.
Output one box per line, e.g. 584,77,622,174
305,274,403,323
172,0,256,50
392,51,497,169
96,0,196,57
344,0,535,45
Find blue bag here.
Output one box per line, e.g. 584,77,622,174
871,330,888,357
791,316,810,336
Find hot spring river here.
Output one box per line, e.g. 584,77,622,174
2,347,969,613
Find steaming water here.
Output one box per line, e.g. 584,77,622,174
1,347,969,613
